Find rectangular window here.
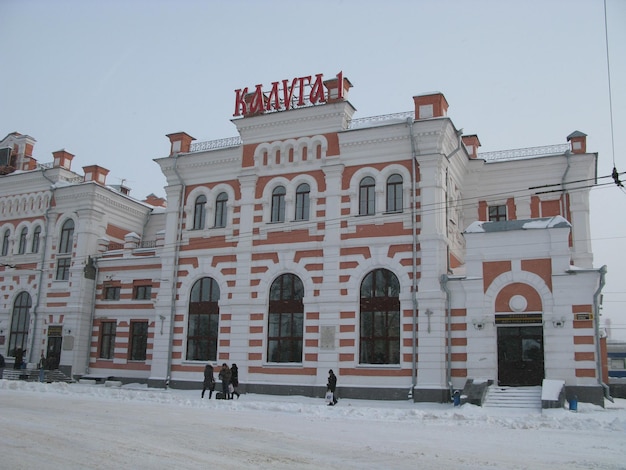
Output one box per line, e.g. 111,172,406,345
133,285,152,300
488,205,507,222
267,312,303,363
55,257,71,281
104,286,121,300
129,321,148,361
99,321,116,359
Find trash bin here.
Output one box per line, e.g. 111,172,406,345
568,395,578,412
453,390,461,407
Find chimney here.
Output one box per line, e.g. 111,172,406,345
52,149,74,170
83,165,110,185
166,132,195,156
324,72,352,103
413,92,449,120
143,193,167,207
462,135,481,159
567,131,587,154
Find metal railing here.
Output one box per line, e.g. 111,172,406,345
347,111,414,130
479,143,571,162
189,136,242,153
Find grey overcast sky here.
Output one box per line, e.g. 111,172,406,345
1,0,625,337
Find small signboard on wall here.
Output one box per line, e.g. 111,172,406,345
48,326,63,337
575,313,593,321
495,313,543,325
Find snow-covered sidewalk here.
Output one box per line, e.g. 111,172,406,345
1,380,625,469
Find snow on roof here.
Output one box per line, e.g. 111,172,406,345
465,216,571,234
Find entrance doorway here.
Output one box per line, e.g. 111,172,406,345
47,328,62,370
497,325,544,386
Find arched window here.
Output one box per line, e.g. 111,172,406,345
193,195,207,230
214,192,228,228
58,219,74,254
294,183,310,221
359,269,400,364
18,227,27,254
9,292,31,357
31,226,41,253
386,174,403,213
187,277,220,361
1,229,9,256
268,273,304,363
359,176,376,215
56,219,74,281
271,186,286,223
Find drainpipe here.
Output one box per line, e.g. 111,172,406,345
407,117,418,398
84,255,99,375
567,265,612,402
437,128,463,398
29,167,56,364
593,265,612,402
165,155,185,388
560,150,571,218
447,128,464,161
440,274,453,399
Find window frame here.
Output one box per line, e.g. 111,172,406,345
103,285,121,301
18,227,27,254
58,219,74,254
192,194,207,230
99,321,116,360
55,257,71,281
31,226,41,253
8,292,31,357
1,229,9,256
271,186,286,223
359,176,376,216
214,192,228,228
267,273,304,363
488,205,507,222
359,269,401,365
133,285,152,301
186,277,220,362
386,174,403,213
294,183,310,221
128,321,148,361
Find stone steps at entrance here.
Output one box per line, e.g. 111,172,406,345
483,385,542,409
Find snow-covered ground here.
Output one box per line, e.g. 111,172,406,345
1,380,624,469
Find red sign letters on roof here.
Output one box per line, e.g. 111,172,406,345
233,71,344,117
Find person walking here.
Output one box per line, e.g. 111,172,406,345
38,353,46,383
201,363,215,399
14,348,23,370
0,352,5,379
230,363,241,399
327,369,338,406
218,363,231,400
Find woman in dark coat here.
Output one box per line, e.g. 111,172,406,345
327,369,338,406
201,363,215,399
14,348,24,370
230,363,241,399
218,363,231,399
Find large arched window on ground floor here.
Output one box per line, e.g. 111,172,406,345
9,291,31,357
359,269,400,364
268,273,304,363
187,277,220,361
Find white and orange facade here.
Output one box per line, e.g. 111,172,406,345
0,72,607,403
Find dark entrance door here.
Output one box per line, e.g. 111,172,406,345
497,326,544,386
46,336,62,370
